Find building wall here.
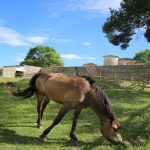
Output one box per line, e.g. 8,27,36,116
0,68,3,76
103,56,119,66
2,65,41,77
118,59,144,65
24,66,41,77
2,66,16,77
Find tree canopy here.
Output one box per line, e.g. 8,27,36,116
102,0,150,49
134,49,150,64
20,45,64,67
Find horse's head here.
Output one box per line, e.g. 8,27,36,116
100,119,123,145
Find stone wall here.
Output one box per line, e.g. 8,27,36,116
24,66,41,77
0,68,3,76
42,65,150,81
1,65,150,82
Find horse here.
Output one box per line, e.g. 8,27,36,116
13,72,123,145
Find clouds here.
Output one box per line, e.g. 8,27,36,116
0,26,29,46
44,0,122,18
61,54,96,60
0,25,93,46
67,0,121,13
50,37,74,43
0,26,49,46
26,36,48,44
82,42,92,46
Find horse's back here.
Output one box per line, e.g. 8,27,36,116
35,73,90,106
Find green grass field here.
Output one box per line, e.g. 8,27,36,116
0,77,150,150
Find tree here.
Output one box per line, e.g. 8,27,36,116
102,0,150,49
20,45,64,67
134,49,150,64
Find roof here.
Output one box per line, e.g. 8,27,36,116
103,55,119,58
119,58,133,61
83,63,97,65
3,65,24,68
119,58,142,61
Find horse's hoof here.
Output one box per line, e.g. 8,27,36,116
36,124,42,129
39,135,47,142
71,139,79,145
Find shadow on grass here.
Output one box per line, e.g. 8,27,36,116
116,104,150,146
0,127,126,149
0,122,35,128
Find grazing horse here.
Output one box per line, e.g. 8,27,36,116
13,72,123,145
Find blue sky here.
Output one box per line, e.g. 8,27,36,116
0,0,149,67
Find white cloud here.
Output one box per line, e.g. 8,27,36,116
0,26,50,46
27,36,48,44
50,37,74,43
61,54,82,59
82,42,92,46
0,26,29,46
67,0,121,13
45,0,122,18
48,11,58,18
61,54,96,60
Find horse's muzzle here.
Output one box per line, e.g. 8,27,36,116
106,137,124,145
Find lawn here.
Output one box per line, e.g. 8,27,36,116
0,77,150,150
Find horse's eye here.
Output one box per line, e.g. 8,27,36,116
113,127,118,132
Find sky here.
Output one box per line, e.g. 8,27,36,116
0,0,149,67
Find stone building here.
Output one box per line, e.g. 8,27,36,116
1,65,41,77
118,58,144,65
103,55,144,66
83,63,97,67
103,55,119,66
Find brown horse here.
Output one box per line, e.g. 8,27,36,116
13,72,123,145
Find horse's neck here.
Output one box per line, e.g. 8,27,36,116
88,96,109,125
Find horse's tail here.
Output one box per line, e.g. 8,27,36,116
13,73,41,98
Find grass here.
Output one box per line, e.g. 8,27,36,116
0,77,150,150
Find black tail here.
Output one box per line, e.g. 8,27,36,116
13,73,41,98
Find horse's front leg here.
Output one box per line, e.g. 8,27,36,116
70,108,82,144
39,104,71,141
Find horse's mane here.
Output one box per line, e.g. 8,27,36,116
91,85,117,122
80,76,117,123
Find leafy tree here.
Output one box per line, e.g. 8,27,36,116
102,0,150,49
20,45,64,67
134,49,150,64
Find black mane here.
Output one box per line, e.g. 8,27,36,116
91,84,116,122
80,76,116,122
80,76,95,85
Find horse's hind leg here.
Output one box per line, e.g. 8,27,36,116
36,94,45,128
41,97,50,121
70,108,82,144
39,104,71,141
